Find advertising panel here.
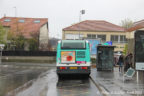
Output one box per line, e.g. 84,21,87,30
135,30,144,70
61,51,75,63
88,39,100,55
103,41,112,45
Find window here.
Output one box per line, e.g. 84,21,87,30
19,19,25,23
87,34,91,39
65,34,83,40
111,35,118,43
92,35,96,39
97,35,106,42
4,19,11,22
34,20,40,23
61,40,85,49
87,34,96,39
87,34,106,42
120,35,127,43
111,35,126,43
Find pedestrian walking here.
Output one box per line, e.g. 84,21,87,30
118,54,124,72
114,56,118,66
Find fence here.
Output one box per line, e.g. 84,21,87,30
2,51,56,56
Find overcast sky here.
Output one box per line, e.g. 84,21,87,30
0,0,144,39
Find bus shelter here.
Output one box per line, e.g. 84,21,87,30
96,45,115,71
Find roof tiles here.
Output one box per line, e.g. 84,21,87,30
0,17,48,38
127,20,144,32
63,20,125,32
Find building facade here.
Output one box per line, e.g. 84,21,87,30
0,17,49,50
62,20,127,52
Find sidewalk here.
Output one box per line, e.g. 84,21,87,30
90,67,144,96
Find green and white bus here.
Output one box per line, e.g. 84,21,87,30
56,40,91,76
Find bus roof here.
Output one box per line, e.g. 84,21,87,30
59,40,88,43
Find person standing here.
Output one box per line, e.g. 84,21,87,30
128,53,133,67
118,54,124,72
124,53,129,72
124,53,133,72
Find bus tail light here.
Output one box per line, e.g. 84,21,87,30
81,67,87,69
60,67,66,69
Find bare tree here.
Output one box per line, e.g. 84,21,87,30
120,18,134,29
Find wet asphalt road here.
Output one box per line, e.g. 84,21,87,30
0,64,102,96
57,78,102,96
15,69,102,96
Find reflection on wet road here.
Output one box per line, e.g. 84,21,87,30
57,78,101,96
0,65,51,96
16,69,102,96
16,69,58,96
0,64,102,96
1,64,144,96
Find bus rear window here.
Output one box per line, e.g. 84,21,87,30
61,41,85,49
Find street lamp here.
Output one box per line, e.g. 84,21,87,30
13,6,19,36
79,10,85,39
79,10,85,22
0,44,5,64
13,6,17,17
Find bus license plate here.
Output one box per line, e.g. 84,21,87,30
70,67,77,69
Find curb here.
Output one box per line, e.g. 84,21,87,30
89,76,110,96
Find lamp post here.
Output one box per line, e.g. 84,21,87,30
13,6,19,38
13,6,17,17
79,10,85,39
79,10,85,22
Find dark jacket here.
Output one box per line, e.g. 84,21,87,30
118,55,124,63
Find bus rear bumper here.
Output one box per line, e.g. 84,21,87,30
56,66,91,75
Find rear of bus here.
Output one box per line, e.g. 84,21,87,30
56,40,91,76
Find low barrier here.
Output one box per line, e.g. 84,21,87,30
1,51,56,63
2,51,56,56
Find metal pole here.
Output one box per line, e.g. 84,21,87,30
136,71,139,83
79,12,81,22
0,48,2,64
13,7,19,37
79,10,85,40
14,6,17,17
79,11,81,40
0,45,4,65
